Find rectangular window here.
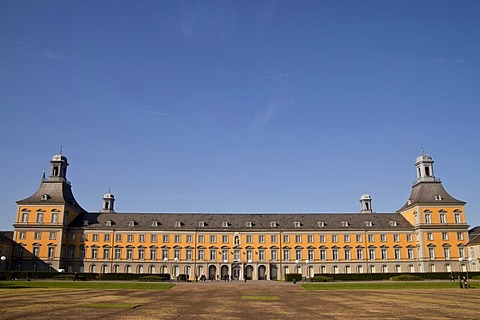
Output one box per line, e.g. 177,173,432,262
394,248,401,260
425,214,431,224
222,235,229,243
127,234,134,242
139,234,145,242
380,234,387,242
271,235,277,243
174,249,180,260
233,250,240,261
295,249,302,260
407,234,413,242
209,235,217,243
443,247,450,260
116,234,122,242
186,249,192,261
259,235,265,243
198,235,205,243
319,249,327,260
48,247,55,258
427,233,434,241
126,248,133,260
457,232,464,240
82,234,87,241
68,248,75,259
222,249,228,262
186,234,193,243
33,247,40,257
344,249,351,260
440,214,446,224
381,248,388,260
307,235,314,243
115,248,121,260
210,250,217,261
407,248,414,259
459,247,465,258
308,249,314,260
271,249,278,261
319,235,326,243
442,232,449,240
368,234,374,242
393,234,400,242
332,235,338,243
92,234,99,242
332,249,339,260
163,235,169,243
356,234,362,243
246,235,252,243
428,247,435,260
150,248,157,260
246,250,253,262
34,232,41,240
138,248,145,260
356,248,364,260
103,248,110,259
174,235,181,243
162,250,168,260
455,213,461,224
104,234,110,242
368,248,376,260
151,234,157,243
283,235,290,243
283,249,290,261
344,234,350,243
259,249,265,261
295,235,302,243
70,233,75,241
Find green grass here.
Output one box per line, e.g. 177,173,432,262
81,303,140,308
301,281,479,290
0,281,174,290
241,296,281,301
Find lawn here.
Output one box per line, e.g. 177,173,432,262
0,280,174,290
301,280,478,290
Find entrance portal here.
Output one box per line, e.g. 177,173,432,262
232,264,241,280
269,264,277,280
258,265,267,280
245,265,254,280
208,265,217,280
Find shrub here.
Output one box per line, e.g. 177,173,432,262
285,273,302,282
389,275,423,281
309,276,334,282
138,276,165,282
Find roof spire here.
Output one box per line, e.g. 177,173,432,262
59,145,63,155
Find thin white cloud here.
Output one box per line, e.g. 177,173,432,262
251,102,279,130
41,50,75,61
119,107,167,116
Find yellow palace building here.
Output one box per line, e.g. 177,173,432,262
11,152,470,280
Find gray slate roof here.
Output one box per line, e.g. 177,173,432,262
398,181,465,212
70,212,413,231
16,179,86,212
468,226,480,246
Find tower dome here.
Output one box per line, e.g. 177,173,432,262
359,193,373,213
102,191,115,213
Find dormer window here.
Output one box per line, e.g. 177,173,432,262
365,221,373,227
434,195,443,201
222,222,229,228
294,222,301,228
270,222,277,227
341,221,350,227
317,221,325,227
175,221,182,227
246,222,253,228
199,221,205,227
105,220,112,227
389,221,398,227
128,220,136,227
83,220,90,226
152,221,159,227
41,194,49,200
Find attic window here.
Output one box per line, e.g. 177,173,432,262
389,221,398,227
434,195,443,201
317,221,325,227
294,222,301,228
222,222,229,228
246,221,253,228
198,221,205,227
105,220,112,227
83,220,90,226
270,222,277,228
152,221,159,227
365,221,373,227
341,221,350,227
175,221,182,227
41,194,49,200
128,221,135,227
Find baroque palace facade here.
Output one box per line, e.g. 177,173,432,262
11,152,470,280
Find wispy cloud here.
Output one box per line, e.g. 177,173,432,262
118,107,167,116
251,102,279,130
41,50,75,61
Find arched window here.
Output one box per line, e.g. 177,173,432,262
149,265,156,274
90,265,97,273
125,265,132,273
21,211,29,223
36,211,44,223
138,265,144,274
51,211,58,224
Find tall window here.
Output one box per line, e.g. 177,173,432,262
368,248,376,260
428,247,435,260
246,250,253,261
381,248,388,260
356,248,364,260
308,249,314,260
394,248,401,260
246,235,252,243
104,234,110,242
295,249,302,260
21,211,29,223
258,235,265,243
51,212,58,224
48,247,55,259
344,234,350,243
126,248,133,260
356,234,362,242
440,213,446,224
320,249,327,260
186,249,192,261
222,235,229,243
443,247,450,260
138,248,145,260
210,250,217,261
259,249,265,261
270,249,278,261
295,235,302,243
198,249,205,260
36,211,44,223
33,247,40,257
139,234,145,242
222,250,228,261
307,235,314,243
454,214,461,224
283,249,290,261
150,248,157,260
115,248,121,260
407,248,414,259
344,249,351,260
103,248,110,259
271,235,278,243
332,235,338,243
425,213,431,224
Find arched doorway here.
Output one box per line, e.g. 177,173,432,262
221,265,229,280
258,265,267,280
209,265,217,280
245,265,254,280
232,264,241,280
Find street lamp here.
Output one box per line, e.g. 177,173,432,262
458,257,469,280
305,260,310,278
0,256,6,271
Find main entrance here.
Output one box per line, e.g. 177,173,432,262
269,263,278,280
232,264,241,280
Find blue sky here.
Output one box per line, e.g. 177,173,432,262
1,1,479,231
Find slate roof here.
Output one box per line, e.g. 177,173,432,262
468,226,480,246
398,181,465,212
70,212,413,231
16,179,86,212
0,231,15,245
